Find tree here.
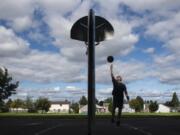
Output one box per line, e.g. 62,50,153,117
104,97,112,103
136,96,144,111
98,101,104,106
108,101,113,113
79,96,88,105
25,96,36,113
171,92,179,107
10,99,25,112
6,99,12,108
95,98,99,104
103,97,113,112
3,99,13,112
129,99,142,112
10,99,24,109
35,97,51,113
165,101,172,107
0,100,9,112
70,103,79,113
149,101,159,113
0,68,19,107
0,98,12,112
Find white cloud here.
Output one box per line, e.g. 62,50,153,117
65,86,77,91
0,0,35,32
119,0,180,13
0,50,85,83
1,0,180,87
143,7,180,85
44,14,139,63
97,88,112,98
154,54,176,66
96,87,180,102
54,86,61,91
11,85,180,102
146,12,180,41
38,0,81,16
0,0,34,20
65,85,86,95
166,38,180,55
95,20,139,58
94,0,121,18
12,16,33,32
0,26,30,57
153,54,180,84
156,67,180,84
143,47,155,54
96,60,153,84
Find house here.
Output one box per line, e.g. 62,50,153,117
10,108,28,112
79,105,87,114
96,105,109,113
111,104,135,113
169,107,180,112
122,104,135,113
79,103,135,114
79,104,109,114
143,104,149,112
156,104,170,113
48,101,70,113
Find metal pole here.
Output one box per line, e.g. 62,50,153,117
88,9,95,135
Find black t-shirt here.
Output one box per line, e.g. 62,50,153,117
112,76,127,99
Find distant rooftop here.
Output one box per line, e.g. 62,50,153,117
51,101,70,104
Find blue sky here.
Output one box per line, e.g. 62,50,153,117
0,0,180,102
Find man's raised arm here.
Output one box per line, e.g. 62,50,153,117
110,64,114,79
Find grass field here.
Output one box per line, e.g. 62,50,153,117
0,112,180,119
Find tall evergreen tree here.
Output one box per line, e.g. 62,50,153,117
136,96,144,111
149,101,159,113
70,103,79,113
79,96,88,105
171,92,179,107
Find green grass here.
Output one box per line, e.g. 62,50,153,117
0,113,87,119
0,112,180,119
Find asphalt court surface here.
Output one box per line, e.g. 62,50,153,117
0,117,180,135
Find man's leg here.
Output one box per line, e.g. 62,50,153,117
116,107,122,126
111,105,115,123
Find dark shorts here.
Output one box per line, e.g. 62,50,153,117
113,97,123,109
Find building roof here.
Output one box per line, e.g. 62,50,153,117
50,101,70,104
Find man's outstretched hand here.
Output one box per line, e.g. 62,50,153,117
127,96,130,102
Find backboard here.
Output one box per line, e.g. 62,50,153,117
70,16,114,42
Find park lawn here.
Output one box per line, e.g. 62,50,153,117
0,112,180,119
0,113,86,119
97,112,180,118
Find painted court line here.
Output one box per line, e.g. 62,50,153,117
25,123,41,126
35,124,62,135
122,124,152,135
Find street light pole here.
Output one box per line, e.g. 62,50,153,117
87,9,96,135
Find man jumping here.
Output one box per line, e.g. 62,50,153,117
110,64,129,126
